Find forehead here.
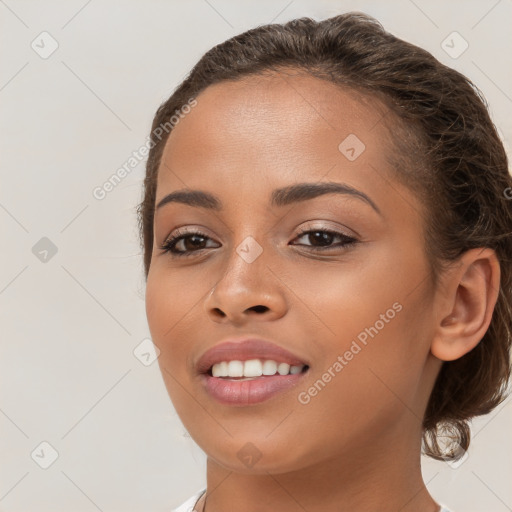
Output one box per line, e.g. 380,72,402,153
156,71,395,203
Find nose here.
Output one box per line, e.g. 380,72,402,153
203,248,287,326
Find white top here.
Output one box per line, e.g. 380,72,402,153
172,489,206,512
171,488,454,512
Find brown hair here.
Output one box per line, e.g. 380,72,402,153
136,12,512,461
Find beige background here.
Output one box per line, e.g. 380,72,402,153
1,0,511,510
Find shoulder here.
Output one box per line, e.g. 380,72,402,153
439,506,454,512
171,488,207,512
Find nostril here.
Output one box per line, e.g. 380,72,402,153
251,305,268,313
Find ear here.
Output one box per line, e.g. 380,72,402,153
431,248,500,362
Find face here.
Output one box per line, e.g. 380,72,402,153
145,71,442,474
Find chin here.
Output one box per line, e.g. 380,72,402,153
202,436,315,475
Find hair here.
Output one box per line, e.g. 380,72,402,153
136,12,512,461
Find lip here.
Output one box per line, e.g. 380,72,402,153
196,336,310,406
200,371,309,406
195,337,309,375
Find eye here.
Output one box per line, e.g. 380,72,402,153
291,228,358,251
159,228,219,257
159,226,358,258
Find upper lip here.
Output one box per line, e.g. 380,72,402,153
196,336,309,374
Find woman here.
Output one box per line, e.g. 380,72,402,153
137,12,512,512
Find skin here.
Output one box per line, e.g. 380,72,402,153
145,70,500,512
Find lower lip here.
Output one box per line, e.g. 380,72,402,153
200,370,309,406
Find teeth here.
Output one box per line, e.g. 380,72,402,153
212,361,228,377
211,359,306,378
243,359,262,377
227,360,243,377
262,360,277,375
277,362,290,375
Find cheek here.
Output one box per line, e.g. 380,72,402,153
144,268,199,384
145,264,203,341
291,256,408,345
299,247,433,403
145,270,200,415
308,291,433,428
145,271,171,342
291,305,432,467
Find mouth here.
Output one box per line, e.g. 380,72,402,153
200,359,310,406
196,337,310,406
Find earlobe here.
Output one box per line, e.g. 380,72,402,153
431,248,500,362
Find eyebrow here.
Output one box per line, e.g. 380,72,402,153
155,181,381,215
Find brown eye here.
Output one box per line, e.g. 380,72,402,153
177,234,208,251
292,229,357,251
160,229,219,257
301,231,335,247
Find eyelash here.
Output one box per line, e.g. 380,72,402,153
159,226,358,258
